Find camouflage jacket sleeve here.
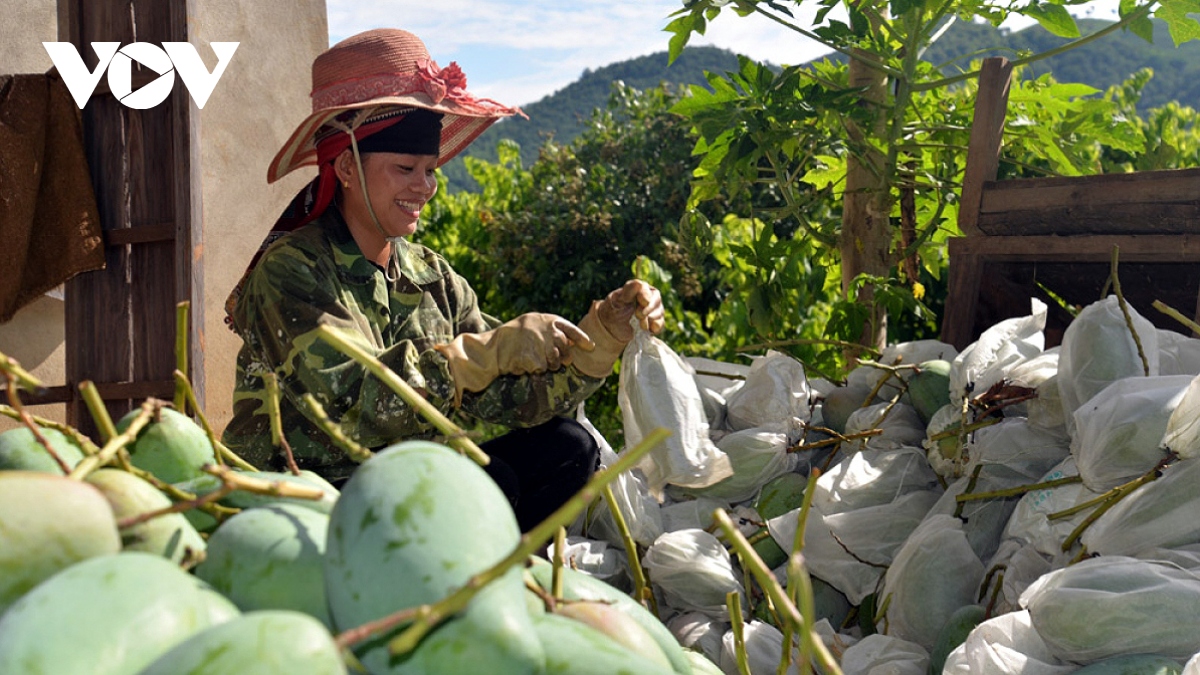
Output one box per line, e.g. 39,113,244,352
229,223,603,460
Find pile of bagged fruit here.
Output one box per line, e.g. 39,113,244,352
6,292,1200,674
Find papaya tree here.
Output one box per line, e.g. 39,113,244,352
665,0,1200,354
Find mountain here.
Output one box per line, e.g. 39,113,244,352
441,46,744,191
444,19,1200,192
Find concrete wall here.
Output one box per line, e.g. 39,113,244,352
0,0,326,433
194,0,327,433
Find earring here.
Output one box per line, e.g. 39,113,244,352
342,180,350,189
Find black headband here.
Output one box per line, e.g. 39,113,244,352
356,108,444,156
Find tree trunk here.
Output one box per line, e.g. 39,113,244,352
840,47,892,356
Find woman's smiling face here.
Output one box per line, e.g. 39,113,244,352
348,152,439,239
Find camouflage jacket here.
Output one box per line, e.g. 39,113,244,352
222,210,604,481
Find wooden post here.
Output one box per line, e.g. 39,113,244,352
59,0,203,437
957,57,1013,238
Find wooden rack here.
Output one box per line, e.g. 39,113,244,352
940,57,1200,350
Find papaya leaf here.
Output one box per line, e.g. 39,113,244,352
1119,0,1156,42
1022,2,1081,38
1155,0,1200,45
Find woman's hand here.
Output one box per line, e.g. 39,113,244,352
595,280,664,343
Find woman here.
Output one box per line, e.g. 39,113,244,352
222,28,663,530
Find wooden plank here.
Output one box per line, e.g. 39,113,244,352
949,234,1200,262
976,167,1200,235
940,239,985,350
1,380,174,407
977,203,1200,236
171,0,205,409
68,100,134,438
957,57,1012,237
105,224,176,246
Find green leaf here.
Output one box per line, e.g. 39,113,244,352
1155,0,1200,45
665,13,703,64
891,0,925,19
1119,0,1156,42
1023,2,1081,38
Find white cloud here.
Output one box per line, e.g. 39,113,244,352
325,0,1126,106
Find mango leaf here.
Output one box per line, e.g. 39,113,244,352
1022,2,1081,38
1155,0,1200,45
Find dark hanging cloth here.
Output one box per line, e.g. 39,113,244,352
0,72,104,323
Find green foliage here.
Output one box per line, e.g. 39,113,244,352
663,0,1200,365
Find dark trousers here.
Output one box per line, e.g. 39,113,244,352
481,417,600,533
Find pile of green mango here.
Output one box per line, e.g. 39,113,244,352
0,408,705,674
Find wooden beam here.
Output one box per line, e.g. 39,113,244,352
1,380,174,407
171,0,206,410
957,57,1013,237
105,224,176,246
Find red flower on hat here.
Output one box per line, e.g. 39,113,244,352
416,58,468,104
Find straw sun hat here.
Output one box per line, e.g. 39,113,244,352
267,28,524,183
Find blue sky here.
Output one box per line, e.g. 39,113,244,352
326,0,1122,108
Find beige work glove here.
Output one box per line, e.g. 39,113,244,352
435,313,595,406
572,280,666,378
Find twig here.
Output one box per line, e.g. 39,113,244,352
68,400,157,480
0,405,99,455
264,372,301,475
602,483,656,615
1059,457,1171,552
119,464,324,529
301,393,373,463
552,526,566,600
2,371,71,474
830,529,890,569
954,464,985,519
1153,299,1200,338
315,326,489,466
784,469,821,675
729,591,752,675
205,463,326,499
175,301,189,413
955,475,1082,503
789,427,882,453
1110,246,1149,377
0,350,44,392
79,380,120,443
174,370,257,470
332,428,671,654
714,509,843,675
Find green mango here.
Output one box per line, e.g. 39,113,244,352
118,407,215,484
528,560,693,675
324,440,542,674
195,503,330,626
821,384,874,434
1072,654,1183,675
753,472,810,569
557,601,674,670
683,649,725,675
928,604,986,675
755,472,808,521
86,468,206,564
908,360,953,425
137,610,347,675
0,551,239,675
535,612,676,675
174,469,339,514
0,471,121,613
0,426,85,474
